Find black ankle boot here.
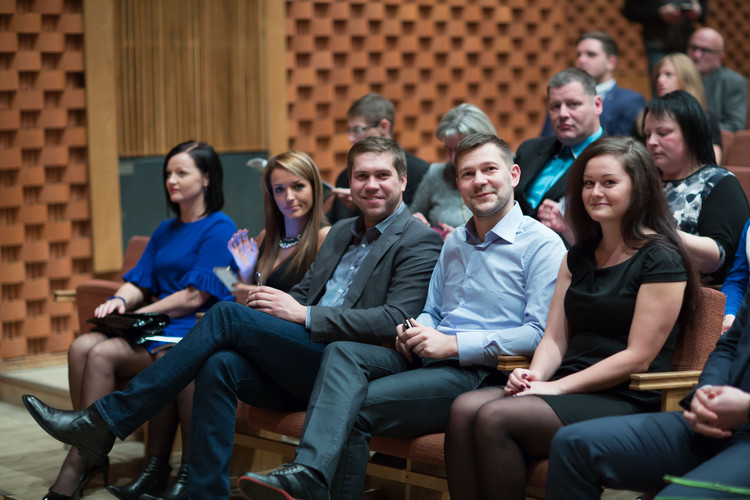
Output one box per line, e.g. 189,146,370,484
22,394,115,466
140,463,188,500
106,456,171,500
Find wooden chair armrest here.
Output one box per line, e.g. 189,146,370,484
497,355,531,371
53,289,77,302
629,370,702,391
631,371,702,412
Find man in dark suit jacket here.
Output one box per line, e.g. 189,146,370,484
22,137,443,499
547,292,750,498
516,68,604,240
328,92,429,223
541,31,645,137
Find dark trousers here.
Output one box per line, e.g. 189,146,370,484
294,341,499,500
547,411,750,499
95,301,326,499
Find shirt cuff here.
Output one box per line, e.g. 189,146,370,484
305,306,311,330
455,331,483,366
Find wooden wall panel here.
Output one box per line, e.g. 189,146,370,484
283,0,567,183
114,0,266,157
1,0,89,360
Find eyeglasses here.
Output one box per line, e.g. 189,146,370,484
346,124,378,136
687,44,721,56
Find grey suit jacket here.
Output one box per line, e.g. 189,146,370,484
703,65,748,132
289,207,443,344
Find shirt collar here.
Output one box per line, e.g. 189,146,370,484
350,201,406,240
569,126,604,158
596,78,616,99
465,202,523,246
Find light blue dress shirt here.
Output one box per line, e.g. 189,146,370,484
524,126,604,209
416,202,566,367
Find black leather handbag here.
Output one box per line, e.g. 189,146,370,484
87,312,170,344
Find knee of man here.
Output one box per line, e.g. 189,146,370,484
550,422,598,465
196,350,244,386
206,300,237,317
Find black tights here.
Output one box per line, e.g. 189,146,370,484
445,387,563,500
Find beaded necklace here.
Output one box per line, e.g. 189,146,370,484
279,234,301,249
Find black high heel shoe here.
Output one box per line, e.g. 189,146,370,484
106,456,171,500
42,457,110,500
140,463,189,500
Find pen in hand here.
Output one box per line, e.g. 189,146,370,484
255,271,263,287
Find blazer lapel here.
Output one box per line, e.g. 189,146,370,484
342,209,409,307
518,138,561,192
305,220,355,304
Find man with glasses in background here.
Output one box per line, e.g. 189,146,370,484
688,27,748,132
329,92,429,222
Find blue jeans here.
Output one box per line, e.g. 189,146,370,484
547,411,750,499
95,301,326,499
294,342,498,500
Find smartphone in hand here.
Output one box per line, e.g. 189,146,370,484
214,266,239,291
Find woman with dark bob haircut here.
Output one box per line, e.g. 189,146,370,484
643,90,749,285
49,141,237,500
445,136,699,500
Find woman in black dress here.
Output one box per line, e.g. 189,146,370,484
228,151,330,296
444,136,700,500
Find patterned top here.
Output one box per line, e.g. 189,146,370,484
663,164,750,285
664,165,733,235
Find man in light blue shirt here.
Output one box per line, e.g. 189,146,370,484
239,133,566,500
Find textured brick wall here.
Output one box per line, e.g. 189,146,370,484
284,0,566,182
0,0,89,359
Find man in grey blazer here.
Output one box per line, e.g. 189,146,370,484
688,27,748,132
22,137,444,499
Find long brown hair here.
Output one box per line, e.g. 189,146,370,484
565,136,700,332
256,151,328,281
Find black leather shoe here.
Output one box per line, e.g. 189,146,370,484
107,455,171,500
22,394,115,466
238,463,329,500
140,463,189,500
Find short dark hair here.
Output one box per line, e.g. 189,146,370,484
578,31,618,58
642,90,716,167
162,140,224,217
346,136,407,179
547,68,597,98
565,135,699,332
453,133,513,173
347,93,395,134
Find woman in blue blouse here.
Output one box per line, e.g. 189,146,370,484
721,218,750,332
46,141,236,500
